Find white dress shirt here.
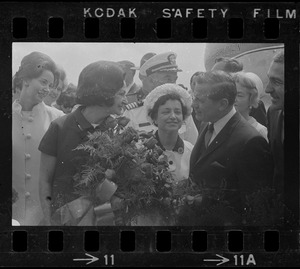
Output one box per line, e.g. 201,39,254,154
208,107,236,145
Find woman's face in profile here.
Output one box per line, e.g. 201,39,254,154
234,83,251,114
109,87,128,116
155,99,183,132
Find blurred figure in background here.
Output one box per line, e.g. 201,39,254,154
232,72,268,141
211,57,267,127
55,83,77,114
117,60,140,96
190,71,207,134
44,65,68,107
12,51,64,225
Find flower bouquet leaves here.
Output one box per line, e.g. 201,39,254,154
71,116,182,226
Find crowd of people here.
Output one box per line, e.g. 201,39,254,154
12,48,285,226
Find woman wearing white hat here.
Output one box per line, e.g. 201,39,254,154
144,83,194,181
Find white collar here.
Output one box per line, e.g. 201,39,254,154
12,100,46,115
211,107,236,137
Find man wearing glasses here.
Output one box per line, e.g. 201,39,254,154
124,51,198,145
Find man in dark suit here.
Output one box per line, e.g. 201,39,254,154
189,71,274,219
265,51,284,197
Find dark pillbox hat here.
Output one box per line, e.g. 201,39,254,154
76,61,125,99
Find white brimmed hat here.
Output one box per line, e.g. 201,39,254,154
143,83,192,123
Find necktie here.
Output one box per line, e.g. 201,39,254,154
204,123,214,148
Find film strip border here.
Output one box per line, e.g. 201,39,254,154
0,229,298,266
0,2,298,41
0,2,299,267
9,16,291,40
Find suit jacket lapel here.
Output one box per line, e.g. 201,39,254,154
190,122,208,169
193,112,241,168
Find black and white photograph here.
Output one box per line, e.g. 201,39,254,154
12,42,287,227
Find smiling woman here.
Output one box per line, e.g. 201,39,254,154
12,51,65,225
144,83,194,182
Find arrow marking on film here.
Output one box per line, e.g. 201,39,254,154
203,254,230,266
73,253,99,265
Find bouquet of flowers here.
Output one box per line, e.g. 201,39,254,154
71,115,222,226
71,116,185,225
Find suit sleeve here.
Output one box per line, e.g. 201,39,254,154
237,136,274,196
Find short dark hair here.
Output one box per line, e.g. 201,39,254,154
148,93,187,126
195,71,237,106
56,83,77,107
273,51,284,64
13,51,58,93
212,57,243,73
76,61,125,107
190,71,201,86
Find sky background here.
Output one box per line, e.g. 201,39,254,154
13,43,207,88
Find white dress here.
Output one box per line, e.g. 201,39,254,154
164,140,193,182
12,100,64,225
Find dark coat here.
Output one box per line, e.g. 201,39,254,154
189,112,274,214
267,106,284,196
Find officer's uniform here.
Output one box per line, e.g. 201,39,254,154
123,87,198,145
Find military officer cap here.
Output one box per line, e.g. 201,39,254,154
139,51,182,77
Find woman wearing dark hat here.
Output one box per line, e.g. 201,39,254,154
12,51,64,225
38,61,127,225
